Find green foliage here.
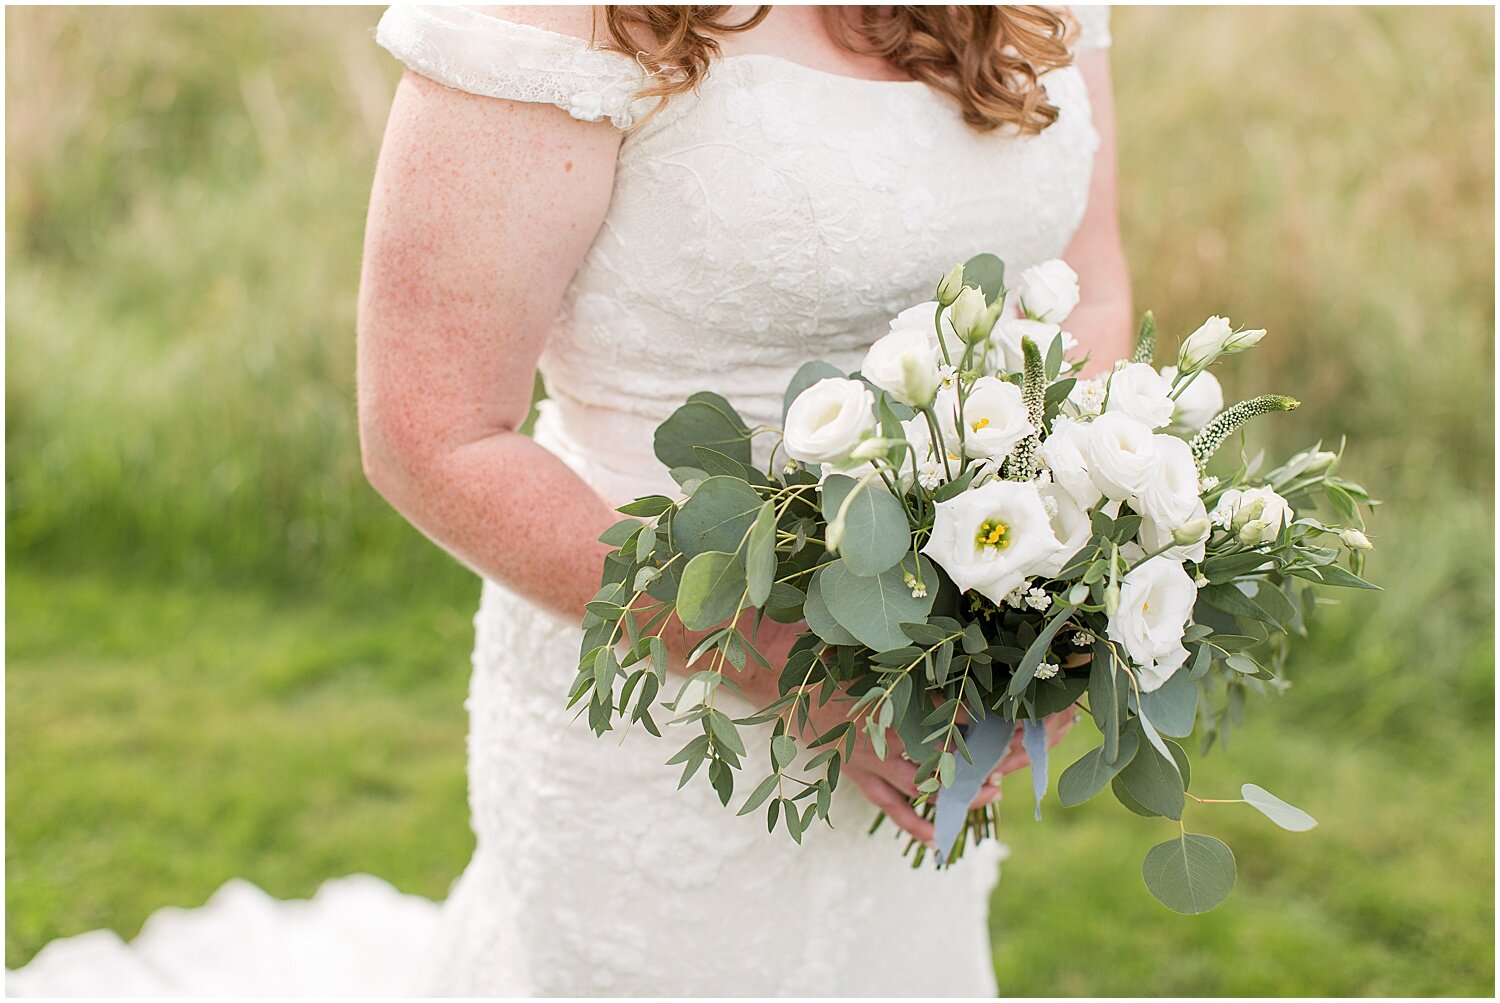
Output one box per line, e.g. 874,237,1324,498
1142,833,1238,914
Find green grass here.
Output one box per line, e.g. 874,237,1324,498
5,5,1494,994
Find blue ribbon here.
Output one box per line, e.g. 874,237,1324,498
1021,717,1050,822
933,712,1015,866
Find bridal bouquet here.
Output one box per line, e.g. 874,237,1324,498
570,254,1378,913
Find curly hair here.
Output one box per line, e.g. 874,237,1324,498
594,5,1077,134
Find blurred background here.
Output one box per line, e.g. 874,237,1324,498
5,5,1494,995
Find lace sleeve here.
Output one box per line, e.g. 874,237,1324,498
374,6,649,129
1068,5,1112,53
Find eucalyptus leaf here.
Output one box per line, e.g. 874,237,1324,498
677,551,746,631
1116,730,1184,820
1142,833,1236,914
804,568,861,646
745,501,777,607
962,252,1006,304
654,392,751,469
1135,669,1198,738
674,476,764,559
1057,729,1140,807
822,475,910,576
1241,783,1318,831
821,555,938,652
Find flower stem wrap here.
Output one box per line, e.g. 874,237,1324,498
1190,394,1301,470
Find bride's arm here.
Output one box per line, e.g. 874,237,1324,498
357,64,952,842
1064,49,1134,374
358,70,622,619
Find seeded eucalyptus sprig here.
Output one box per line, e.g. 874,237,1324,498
1191,394,1301,469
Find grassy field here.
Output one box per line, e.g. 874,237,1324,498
6,5,1494,994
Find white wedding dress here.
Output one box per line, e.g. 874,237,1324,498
9,6,1110,997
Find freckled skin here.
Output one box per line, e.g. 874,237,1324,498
356,5,1128,838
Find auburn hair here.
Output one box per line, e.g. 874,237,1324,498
594,6,1077,134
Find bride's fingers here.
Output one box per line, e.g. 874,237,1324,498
870,754,921,797
970,780,1003,809
854,771,935,844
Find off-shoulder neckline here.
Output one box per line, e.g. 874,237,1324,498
439,9,936,89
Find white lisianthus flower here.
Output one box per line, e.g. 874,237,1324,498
993,318,1077,374
1140,498,1211,563
922,480,1066,605
1066,377,1106,417
1134,435,1202,531
889,300,965,363
1107,556,1197,692
861,325,940,407
936,377,1032,461
1037,416,1104,510
1035,481,1092,577
1084,412,1162,502
1210,485,1293,545
783,377,876,466
1179,316,1267,371
1105,362,1175,429
1015,259,1081,323
1160,365,1224,432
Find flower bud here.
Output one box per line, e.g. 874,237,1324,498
1172,518,1211,547
949,286,988,344
849,437,893,462
1340,528,1373,551
1178,316,1265,372
935,264,966,307
1103,582,1120,615
1238,520,1272,546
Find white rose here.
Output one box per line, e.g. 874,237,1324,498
935,377,1033,461
1037,415,1103,509
889,300,964,363
862,325,940,407
1107,556,1197,692
1015,259,1081,323
1035,481,1092,577
1134,435,1202,530
922,480,1065,605
1210,485,1293,546
783,377,876,466
1084,412,1162,502
1105,362,1175,429
1179,316,1266,371
993,318,1077,374
1160,365,1224,432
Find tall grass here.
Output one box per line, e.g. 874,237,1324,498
6,5,1493,992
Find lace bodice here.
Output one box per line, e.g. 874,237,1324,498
377,4,1110,505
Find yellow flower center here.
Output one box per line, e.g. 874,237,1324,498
972,417,991,432
975,518,1010,550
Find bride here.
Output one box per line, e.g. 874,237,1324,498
11,4,1128,996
